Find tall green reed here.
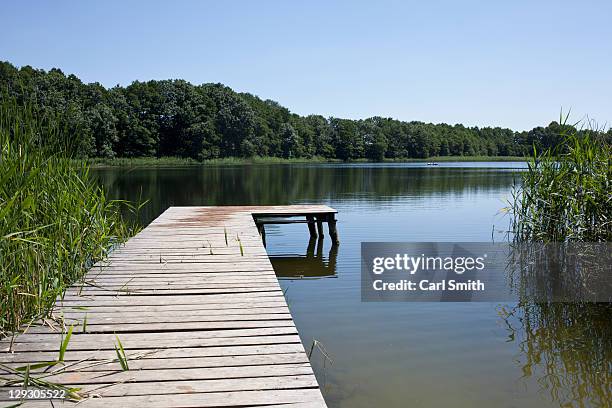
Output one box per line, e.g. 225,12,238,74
510,118,611,242
0,97,138,334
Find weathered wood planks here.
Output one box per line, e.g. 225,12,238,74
0,206,336,407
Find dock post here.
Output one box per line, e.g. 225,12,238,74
316,215,325,239
307,215,317,239
328,214,339,245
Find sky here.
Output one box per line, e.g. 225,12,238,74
2,0,611,131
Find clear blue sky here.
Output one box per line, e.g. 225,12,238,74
2,0,611,130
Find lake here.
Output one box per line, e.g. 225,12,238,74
93,162,611,408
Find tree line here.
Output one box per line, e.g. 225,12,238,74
2,61,606,161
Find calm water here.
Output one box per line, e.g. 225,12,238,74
93,162,611,408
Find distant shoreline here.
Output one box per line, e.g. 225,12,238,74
86,155,528,168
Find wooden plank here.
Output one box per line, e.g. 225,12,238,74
85,266,278,273
66,281,281,289
75,280,281,288
0,375,319,400
52,301,288,313
3,327,299,346
92,259,272,266
104,254,271,261
24,320,295,334
74,281,282,288
56,292,285,305
84,270,277,277
66,284,283,293
82,271,279,277
59,306,291,318
83,375,318,397
17,389,327,407
56,312,293,324
61,288,283,297
4,334,302,352
78,276,281,284
91,262,274,269
3,353,310,373
1,344,308,363
8,363,314,385
112,245,268,251
111,241,266,247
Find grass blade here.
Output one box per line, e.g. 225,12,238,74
58,325,73,362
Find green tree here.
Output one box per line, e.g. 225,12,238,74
280,123,302,158
364,131,387,161
330,118,363,160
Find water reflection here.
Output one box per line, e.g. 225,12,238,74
92,163,525,226
498,302,612,407
271,238,338,279
500,243,612,407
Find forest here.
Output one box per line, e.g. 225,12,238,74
1,60,604,161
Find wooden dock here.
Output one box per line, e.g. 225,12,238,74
0,206,337,407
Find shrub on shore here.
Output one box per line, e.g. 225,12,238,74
510,120,611,242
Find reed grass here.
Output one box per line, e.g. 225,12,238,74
0,97,138,334
510,118,611,242
58,326,73,362
114,335,129,371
